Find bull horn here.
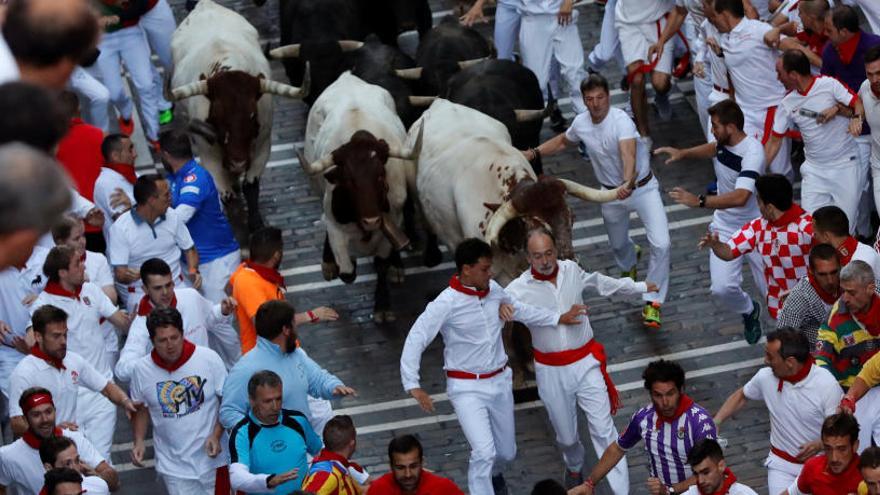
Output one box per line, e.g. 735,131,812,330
394,67,423,80
269,44,301,59
295,148,336,175
261,63,311,99
514,109,547,122
484,200,518,245
388,122,423,161
457,57,488,69
559,178,621,203
171,80,209,100
338,40,364,52
407,96,436,107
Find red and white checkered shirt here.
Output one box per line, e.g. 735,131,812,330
726,204,813,319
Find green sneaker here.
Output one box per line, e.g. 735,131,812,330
643,302,661,329
622,244,642,279
159,108,174,125
743,299,763,344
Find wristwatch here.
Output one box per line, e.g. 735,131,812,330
667,486,678,495
698,194,706,208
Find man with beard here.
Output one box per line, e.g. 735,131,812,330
367,435,463,494
39,436,109,494
681,439,757,495
777,244,841,346
788,413,863,495
656,99,766,344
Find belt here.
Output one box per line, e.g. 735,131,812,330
601,171,653,191
770,446,804,464
446,365,506,380
713,84,731,94
534,339,622,415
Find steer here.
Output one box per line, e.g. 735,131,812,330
297,72,422,323
169,0,308,234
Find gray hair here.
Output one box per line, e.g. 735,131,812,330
247,370,282,399
0,143,71,235
840,260,876,286
524,226,557,250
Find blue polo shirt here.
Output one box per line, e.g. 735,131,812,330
168,160,239,263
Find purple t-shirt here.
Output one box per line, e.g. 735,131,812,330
617,400,717,485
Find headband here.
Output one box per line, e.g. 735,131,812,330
22,392,54,415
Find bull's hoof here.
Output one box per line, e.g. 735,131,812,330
339,271,357,284
388,265,405,285
423,245,442,267
372,310,397,324
321,262,339,281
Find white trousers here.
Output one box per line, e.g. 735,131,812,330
709,221,767,315
69,66,110,132
765,452,801,495
494,2,521,61
76,388,117,461
800,156,861,234
448,367,517,495
139,0,175,112
519,13,587,114
535,356,629,494
854,386,880,453
0,350,25,400
855,136,874,237
587,0,625,71
742,106,793,182
600,176,670,303
683,18,712,138
872,155,880,229
162,470,216,495
201,250,242,368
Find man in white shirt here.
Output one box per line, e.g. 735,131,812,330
505,228,657,490
861,46,880,240
108,173,201,313
0,387,118,495
682,439,758,495
400,238,586,495
767,49,864,227
812,205,880,280
526,74,670,329
713,328,843,494
115,258,237,381
655,100,768,344
93,134,137,248
129,307,228,494
460,0,521,62
39,436,110,495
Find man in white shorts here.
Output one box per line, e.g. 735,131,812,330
526,74,670,329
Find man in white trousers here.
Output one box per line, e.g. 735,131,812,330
505,228,658,490
840,350,880,454
68,66,110,133
860,46,880,244
587,0,625,73
526,74,670,329
656,100,767,343
139,0,177,124
460,0,522,62
701,0,732,115
401,238,586,495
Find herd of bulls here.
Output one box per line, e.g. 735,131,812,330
167,0,624,340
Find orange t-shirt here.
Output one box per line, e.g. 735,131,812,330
229,262,284,353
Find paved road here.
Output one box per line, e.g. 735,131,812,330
112,0,791,493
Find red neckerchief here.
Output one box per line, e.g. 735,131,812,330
137,293,178,317
150,339,196,372
449,274,489,299
311,448,351,468
807,271,839,305
699,468,738,495
245,260,284,287
853,294,880,335
30,344,65,370
22,427,62,449
838,236,860,266
104,162,137,185
778,356,814,391
836,31,862,65
655,394,694,428
531,263,559,282
769,204,806,228
43,281,81,300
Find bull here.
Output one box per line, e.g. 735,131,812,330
350,38,421,128
297,72,422,323
362,0,433,46
169,0,308,233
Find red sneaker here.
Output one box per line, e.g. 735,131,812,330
672,52,691,79
148,139,161,153
118,117,134,136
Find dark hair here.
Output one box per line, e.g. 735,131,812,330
782,49,812,77
809,243,840,270
140,258,173,285
766,327,811,363
454,238,492,271
101,133,130,163
133,174,165,205
158,127,194,160
146,307,184,340
323,415,356,451
687,438,724,466
0,144,72,235
43,468,83,495
19,386,52,414
248,370,283,398
708,99,745,131
579,73,610,95
32,305,68,335
643,359,685,390
0,82,68,152
39,435,76,465
249,227,283,263
812,205,849,237
860,446,880,470
821,413,860,443
531,479,566,495
830,5,860,33
255,300,296,341
56,91,80,121
867,46,880,65
713,0,745,17
2,0,98,68
388,434,423,462
43,245,77,283
755,174,793,211
50,215,81,244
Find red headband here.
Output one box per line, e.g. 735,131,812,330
22,392,54,415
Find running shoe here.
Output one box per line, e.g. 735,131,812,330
622,244,642,280
159,108,174,125
118,117,134,136
643,302,662,329
743,299,763,344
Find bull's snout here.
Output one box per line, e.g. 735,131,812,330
361,216,382,231
229,159,248,173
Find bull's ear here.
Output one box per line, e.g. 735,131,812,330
324,167,340,184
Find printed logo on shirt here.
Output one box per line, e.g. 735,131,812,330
70,370,79,384
677,428,685,439
31,275,41,286
843,335,857,346
270,439,287,453
82,296,91,306
183,173,198,183
156,375,207,418
180,185,200,195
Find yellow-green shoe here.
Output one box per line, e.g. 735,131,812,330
159,108,174,125
622,245,642,280
643,302,661,329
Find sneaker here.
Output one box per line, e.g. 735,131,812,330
643,302,662,329
654,91,672,122
159,108,174,125
118,117,134,136
491,474,508,495
148,139,161,153
620,74,630,92
743,299,763,344
622,245,642,280
564,470,584,490
672,52,691,78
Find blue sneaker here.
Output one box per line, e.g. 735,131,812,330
743,299,763,344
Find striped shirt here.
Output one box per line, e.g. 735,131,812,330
617,396,717,485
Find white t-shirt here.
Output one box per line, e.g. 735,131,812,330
0,246,49,348
702,20,729,93
851,241,880,281
772,76,859,164
564,107,651,187
683,482,758,495
7,351,108,421
85,251,114,289
30,283,118,378
720,19,786,111
615,0,674,25
519,0,570,15
93,167,135,243
0,37,19,85
129,345,227,478
0,428,104,495
82,476,110,494
711,136,763,228
742,365,842,458
859,80,880,165
844,0,880,35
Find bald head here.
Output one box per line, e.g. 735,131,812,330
800,0,829,17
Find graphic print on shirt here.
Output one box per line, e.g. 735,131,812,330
156,375,207,417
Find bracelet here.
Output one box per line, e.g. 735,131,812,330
307,310,319,323
188,267,200,275
531,148,541,161
840,395,857,413
583,478,595,488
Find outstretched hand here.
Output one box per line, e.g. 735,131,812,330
559,304,588,325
